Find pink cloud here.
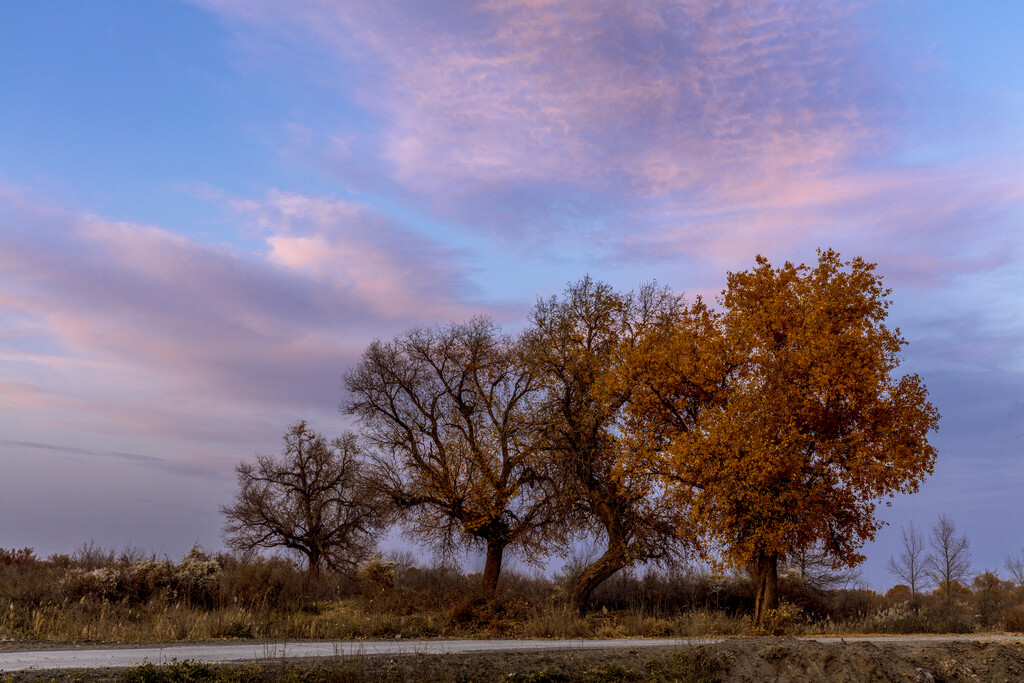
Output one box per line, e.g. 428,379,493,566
193,1,1023,307
198,1,880,209
231,190,481,319
0,189,501,449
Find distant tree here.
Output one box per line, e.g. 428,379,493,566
522,277,695,613
785,542,864,591
343,318,562,597
627,250,940,624
1005,547,1024,587
221,421,383,576
885,584,913,604
888,521,928,598
72,540,115,570
972,570,1011,627
924,514,971,606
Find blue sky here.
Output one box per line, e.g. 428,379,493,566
1,0,1022,587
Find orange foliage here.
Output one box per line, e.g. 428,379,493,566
626,250,940,621
524,277,696,612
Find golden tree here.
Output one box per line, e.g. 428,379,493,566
523,277,694,613
342,317,561,596
627,250,939,623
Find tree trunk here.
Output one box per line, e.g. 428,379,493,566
303,550,317,575
481,538,504,597
571,535,628,615
752,550,779,625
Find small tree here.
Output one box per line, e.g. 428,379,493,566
888,521,927,600
1006,547,1024,586
785,542,864,592
972,571,1010,627
924,514,971,606
221,421,383,576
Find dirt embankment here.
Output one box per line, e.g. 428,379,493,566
703,638,1024,681
4,638,1024,681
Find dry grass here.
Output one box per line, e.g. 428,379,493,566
3,544,1024,645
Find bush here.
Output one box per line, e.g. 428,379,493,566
1001,604,1024,632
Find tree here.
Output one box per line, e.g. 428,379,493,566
887,521,927,600
342,318,561,597
627,250,940,624
1006,547,1024,586
972,571,1010,627
221,421,382,575
522,277,694,613
785,541,864,591
925,514,971,605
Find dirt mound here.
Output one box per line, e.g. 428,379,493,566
701,638,1024,682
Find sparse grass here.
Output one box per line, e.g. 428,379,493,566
105,647,729,683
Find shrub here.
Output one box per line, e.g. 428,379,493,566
1001,604,1024,632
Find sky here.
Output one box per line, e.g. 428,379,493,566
1,1,1021,589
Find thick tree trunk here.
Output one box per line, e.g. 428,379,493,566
752,550,779,625
571,535,628,614
481,538,504,597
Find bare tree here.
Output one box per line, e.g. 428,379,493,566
786,542,864,592
1006,547,1024,586
924,514,971,605
887,521,927,597
343,317,563,597
522,277,694,613
221,421,383,575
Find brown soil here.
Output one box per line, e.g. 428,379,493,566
4,638,1024,681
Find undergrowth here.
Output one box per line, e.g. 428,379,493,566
3,543,1022,644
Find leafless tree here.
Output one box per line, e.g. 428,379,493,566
221,421,383,575
522,277,694,613
887,521,928,597
72,540,116,570
1006,547,1024,586
924,514,971,605
786,542,864,591
343,317,564,597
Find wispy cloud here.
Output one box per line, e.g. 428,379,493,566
0,439,218,479
198,1,882,228
0,188,501,446
230,190,480,319
198,0,1023,285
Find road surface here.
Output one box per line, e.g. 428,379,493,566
0,638,704,672
1,635,1022,673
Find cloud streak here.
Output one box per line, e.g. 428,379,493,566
0,439,218,479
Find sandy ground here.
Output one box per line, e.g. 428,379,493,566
3,635,1024,681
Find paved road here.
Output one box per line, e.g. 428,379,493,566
2,635,1022,673
0,638,709,672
